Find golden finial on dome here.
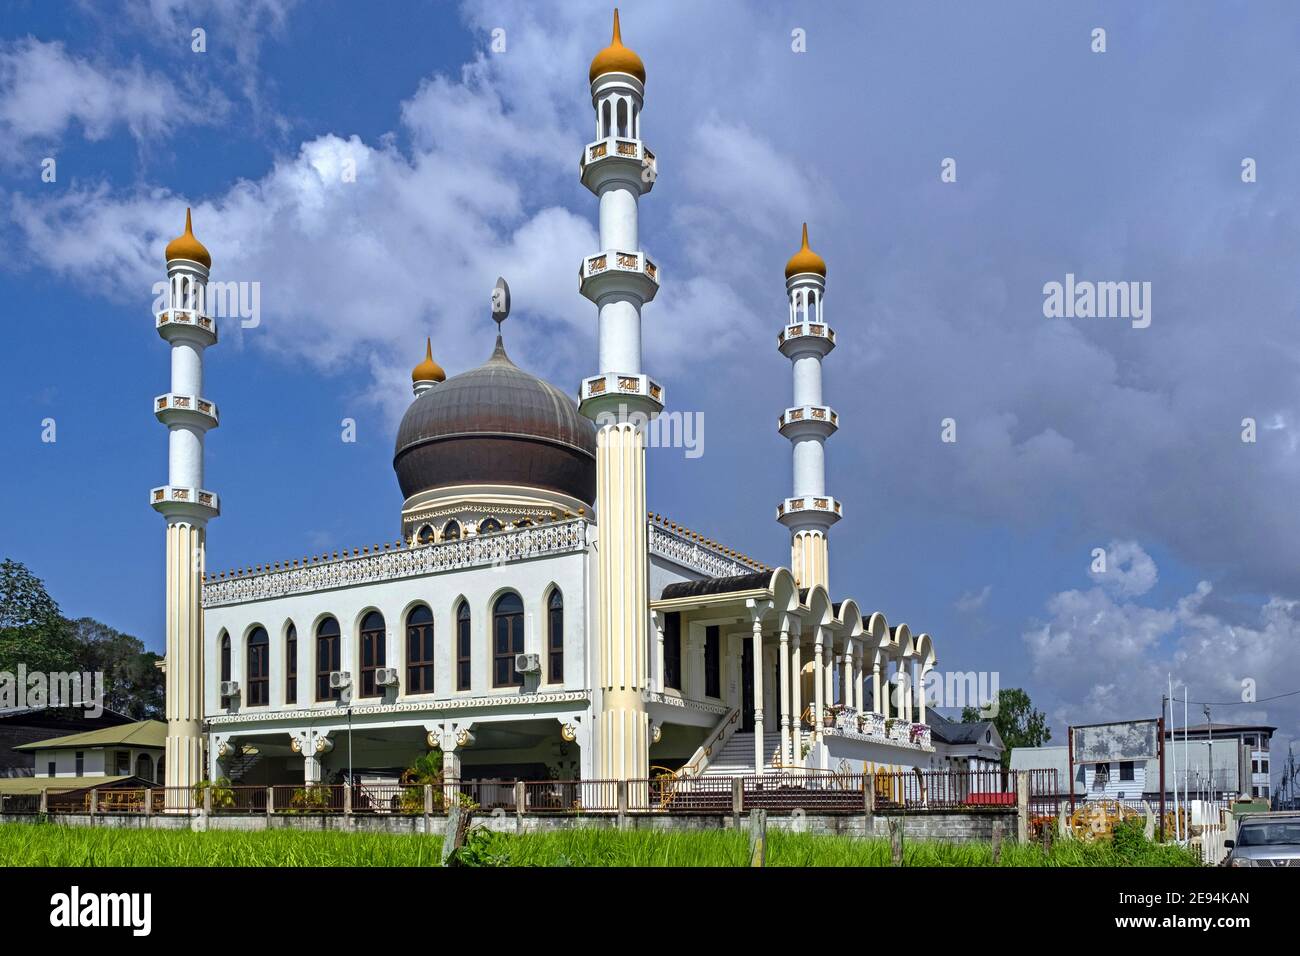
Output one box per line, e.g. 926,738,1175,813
784,222,827,279
412,337,446,384
165,207,212,268
589,8,646,84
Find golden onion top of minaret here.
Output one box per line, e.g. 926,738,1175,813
589,8,645,84
412,337,446,383
165,207,211,268
784,223,827,279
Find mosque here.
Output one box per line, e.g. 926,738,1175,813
151,11,986,795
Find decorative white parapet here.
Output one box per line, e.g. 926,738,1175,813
202,517,586,608
819,711,932,751
648,521,757,578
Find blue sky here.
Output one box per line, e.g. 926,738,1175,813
3,1,1299,767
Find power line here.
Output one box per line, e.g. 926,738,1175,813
1169,688,1300,707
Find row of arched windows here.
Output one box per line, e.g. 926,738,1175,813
597,94,639,139
413,516,524,545
218,590,565,707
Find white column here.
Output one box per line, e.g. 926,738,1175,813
841,652,852,709
652,612,665,693
854,647,865,714
813,629,825,737
791,631,803,761
872,660,882,716
751,618,765,775
919,665,929,724
778,627,791,766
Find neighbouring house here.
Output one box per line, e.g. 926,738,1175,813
926,711,1005,775
0,706,136,778
1010,737,1247,804
1164,723,1276,801
12,719,166,785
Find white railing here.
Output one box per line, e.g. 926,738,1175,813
203,518,587,607
648,523,756,579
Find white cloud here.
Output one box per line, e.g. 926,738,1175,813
1091,539,1158,598
955,585,992,613
0,38,223,153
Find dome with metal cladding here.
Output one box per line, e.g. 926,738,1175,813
393,335,597,504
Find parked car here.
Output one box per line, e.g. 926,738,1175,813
1224,813,1300,867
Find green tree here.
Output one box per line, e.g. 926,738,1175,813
0,558,77,674
962,687,1052,768
67,617,164,719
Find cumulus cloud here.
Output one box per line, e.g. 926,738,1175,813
955,585,992,613
0,38,223,153
1024,547,1299,756
1090,540,1158,598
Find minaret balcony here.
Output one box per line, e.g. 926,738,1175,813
776,495,843,530
579,249,660,304
579,372,665,422
156,309,218,346
778,405,838,439
580,137,656,195
778,320,835,358
150,485,220,521
154,393,219,430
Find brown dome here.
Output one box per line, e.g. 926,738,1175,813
393,336,596,503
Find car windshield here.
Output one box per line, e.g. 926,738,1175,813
1236,821,1300,846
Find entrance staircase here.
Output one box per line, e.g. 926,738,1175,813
222,752,262,782
700,731,784,777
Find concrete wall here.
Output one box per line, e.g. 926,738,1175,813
0,808,1014,842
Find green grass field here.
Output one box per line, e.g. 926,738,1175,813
0,823,1200,867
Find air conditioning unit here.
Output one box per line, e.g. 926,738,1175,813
219,680,240,698
515,653,542,674
374,667,399,687
329,671,352,690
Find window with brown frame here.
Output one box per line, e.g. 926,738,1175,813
285,624,297,704
359,610,386,697
247,626,269,706
547,589,563,684
406,605,434,693
493,592,524,687
316,617,341,701
220,633,232,707
456,601,471,690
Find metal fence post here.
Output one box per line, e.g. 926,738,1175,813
1015,772,1030,844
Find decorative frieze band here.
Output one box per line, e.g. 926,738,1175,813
206,688,593,725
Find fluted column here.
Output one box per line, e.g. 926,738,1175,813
778,627,791,765
791,631,803,760
813,629,825,738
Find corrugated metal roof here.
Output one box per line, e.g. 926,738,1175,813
13,720,165,752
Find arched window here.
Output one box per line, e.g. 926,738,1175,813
442,520,461,542
247,627,269,706
417,524,435,545
493,592,525,688
135,753,153,782
478,517,503,535
455,601,471,691
219,633,232,707
547,589,564,684
316,617,341,701
285,624,298,705
406,605,434,694
156,755,165,784
617,98,628,137
359,611,386,697
601,99,611,138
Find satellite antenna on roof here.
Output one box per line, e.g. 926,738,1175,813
492,276,511,326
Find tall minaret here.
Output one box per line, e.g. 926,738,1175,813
777,224,840,591
578,10,662,782
152,208,219,796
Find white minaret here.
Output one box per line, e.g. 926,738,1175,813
777,224,840,591
152,208,220,799
579,10,662,783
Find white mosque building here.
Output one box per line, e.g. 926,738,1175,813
153,11,971,795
